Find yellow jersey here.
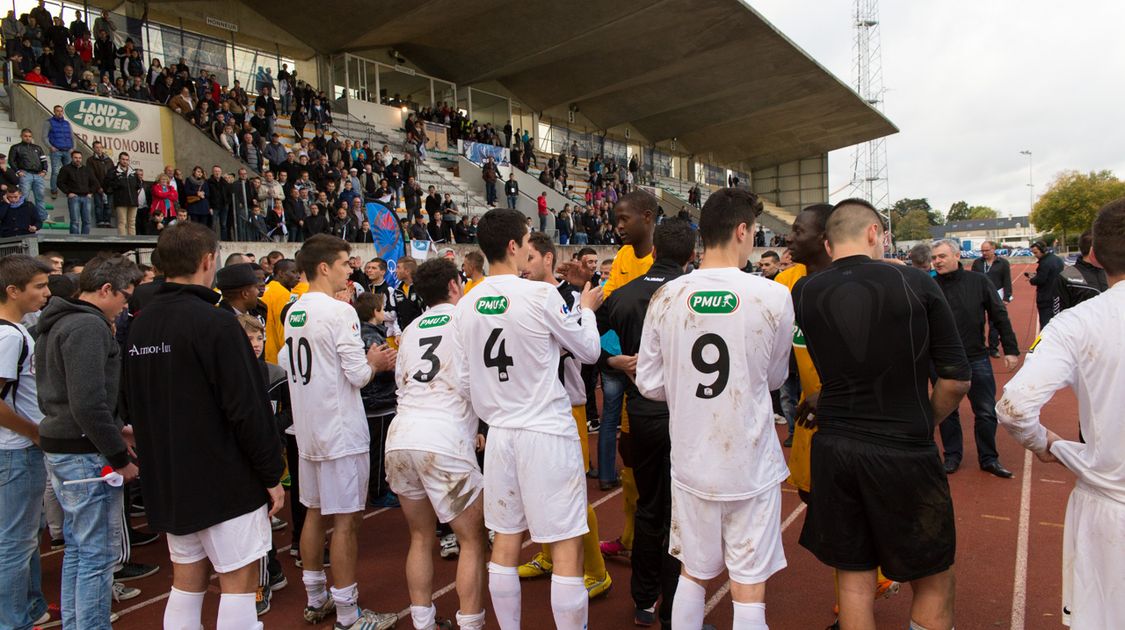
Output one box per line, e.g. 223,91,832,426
292,281,308,297
262,280,295,364
775,263,821,492
603,245,653,298
464,276,485,294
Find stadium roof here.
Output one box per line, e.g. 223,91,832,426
238,0,898,168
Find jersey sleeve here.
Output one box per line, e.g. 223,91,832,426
922,275,972,381
635,290,666,401
335,307,374,388
541,287,600,364
0,328,23,381
996,317,1078,453
766,292,795,391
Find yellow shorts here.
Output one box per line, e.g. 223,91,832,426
572,406,590,473
786,423,817,493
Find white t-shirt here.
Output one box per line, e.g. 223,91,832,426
386,303,476,462
280,291,373,461
0,322,41,449
455,274,600,437
998,283,1125,503
636,267,794,501
557,282,587,407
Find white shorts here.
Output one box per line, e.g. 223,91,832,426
1062,483,1125,628
166,505,271,574
299,453,370,515
386,449,483,524
669,484,786,584
483,426,588,543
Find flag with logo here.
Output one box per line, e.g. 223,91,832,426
411,239,431,261
365,201,405,287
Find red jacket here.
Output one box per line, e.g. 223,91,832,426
151,184,179,216
537,196,548,216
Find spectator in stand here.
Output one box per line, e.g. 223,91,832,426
290,105,307,142
537,191,549,233
505,172,519,209
356,220,374,244
409,214,429,242
56,150,98,234
150,172,179,224
481,157,498,206
182,166,212,228
38,255,143,630
424,185,442,218
556,207,573,245
93,28,114,80
168,87,195,117
283,185,307,243
104,152,141,235
0,156,18,193
153,74,174,104
42,105,74,198
454,215,472,244
2,11,26,56
9,128,49,222
0,188,42,237
202,166,228,239
303,202,328,239
331,205,358,242
240,133,263,173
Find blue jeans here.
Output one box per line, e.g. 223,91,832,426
573,232,588,245
782,369,801,436
938,356,1000,467
598,371,626,483
49,150,71,193
0,446,49,630
93,192,110,225
485,181,497,205
18,173,47,222
67,195,93,234
506,194,517,209
45,453,123,630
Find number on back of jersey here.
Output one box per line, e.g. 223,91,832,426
285,336,313,385
692,333,729,398
484,328,514,382
413,336,442,383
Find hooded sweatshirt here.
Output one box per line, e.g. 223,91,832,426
35,297,129,468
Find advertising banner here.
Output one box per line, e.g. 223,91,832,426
31,86,174,173
458,140,510,167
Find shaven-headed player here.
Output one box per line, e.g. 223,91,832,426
998,198,1125,629
386,257,487,630
455,208,604,630
517,232,613,599
281,234,399,630
636,189,793,629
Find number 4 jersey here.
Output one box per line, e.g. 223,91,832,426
387,303,477,463
456,274,600,437
636,267,794,500
281,291,373,461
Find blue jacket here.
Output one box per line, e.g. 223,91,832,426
44,116,73,151
183,178,211,217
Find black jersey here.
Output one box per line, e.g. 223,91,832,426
794,256,970,446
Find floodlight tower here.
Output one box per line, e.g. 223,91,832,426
848,0,890,228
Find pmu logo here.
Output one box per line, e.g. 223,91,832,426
475,296,509,315
418,314,451,329
288,311,308,327
687,290,739,314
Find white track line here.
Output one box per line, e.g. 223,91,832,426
702,501,807,616
395,487,626,620
1009,448,1034,630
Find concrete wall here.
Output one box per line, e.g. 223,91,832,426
169,112,248,175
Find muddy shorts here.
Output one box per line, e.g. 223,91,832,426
385,449,483,524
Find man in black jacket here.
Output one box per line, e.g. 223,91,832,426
206,166,231,241
56,150,98,235
392,257,425,331
595,219,694,628
970,240,1013,357
216,263,267,324
932,239,1020,478
1058,230,1108,311
1026,240,1065,328
122,223,284,630
86,141,114,228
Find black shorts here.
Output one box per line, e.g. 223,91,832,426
798,431,956,582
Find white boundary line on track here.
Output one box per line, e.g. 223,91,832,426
702,501,806,616
395,487,626,620
1009,448,1034,630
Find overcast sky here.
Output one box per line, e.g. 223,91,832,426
750,0,1125,218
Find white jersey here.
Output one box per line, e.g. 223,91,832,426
387,303,476,462
280,291,373,461
636,267,793,501
998,283,1125,504
557,282,587,407
455,274,600,436
0,322,40,449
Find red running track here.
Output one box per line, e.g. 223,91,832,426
38,264,1075,629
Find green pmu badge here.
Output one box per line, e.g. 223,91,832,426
288,311,308,327
475,296,509,315
418,314,451,329
687,291,739,314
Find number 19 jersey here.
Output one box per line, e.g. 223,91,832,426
281,291,373,462
455,274,600,437
636,267,794,500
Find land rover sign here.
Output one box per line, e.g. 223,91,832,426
64,99,140,133
33,85,169,171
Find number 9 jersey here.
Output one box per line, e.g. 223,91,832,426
636,267,794,500
455,275,601,437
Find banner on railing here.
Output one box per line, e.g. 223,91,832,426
423,121,449,152
457,141,510,167
28,85,174,173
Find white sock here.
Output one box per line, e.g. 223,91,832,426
410,603,437,629
216,592,261,630
671,575,706,630
302,570,328,608
456,609,487,630
550,574,588,630
488,562,521,629
733,601,768,629
331,583,360,627
163,587,205,630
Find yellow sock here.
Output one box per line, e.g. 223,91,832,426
540,542,552,564
620,466,638,550
876,566,887,583
583,505,607,579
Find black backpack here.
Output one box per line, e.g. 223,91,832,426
0,320,29,402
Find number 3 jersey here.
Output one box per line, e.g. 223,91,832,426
281,291,373,461
455,274,601,437
636,267,794,501
387,303,477,463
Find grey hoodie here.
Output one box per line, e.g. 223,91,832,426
35,297,129,469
